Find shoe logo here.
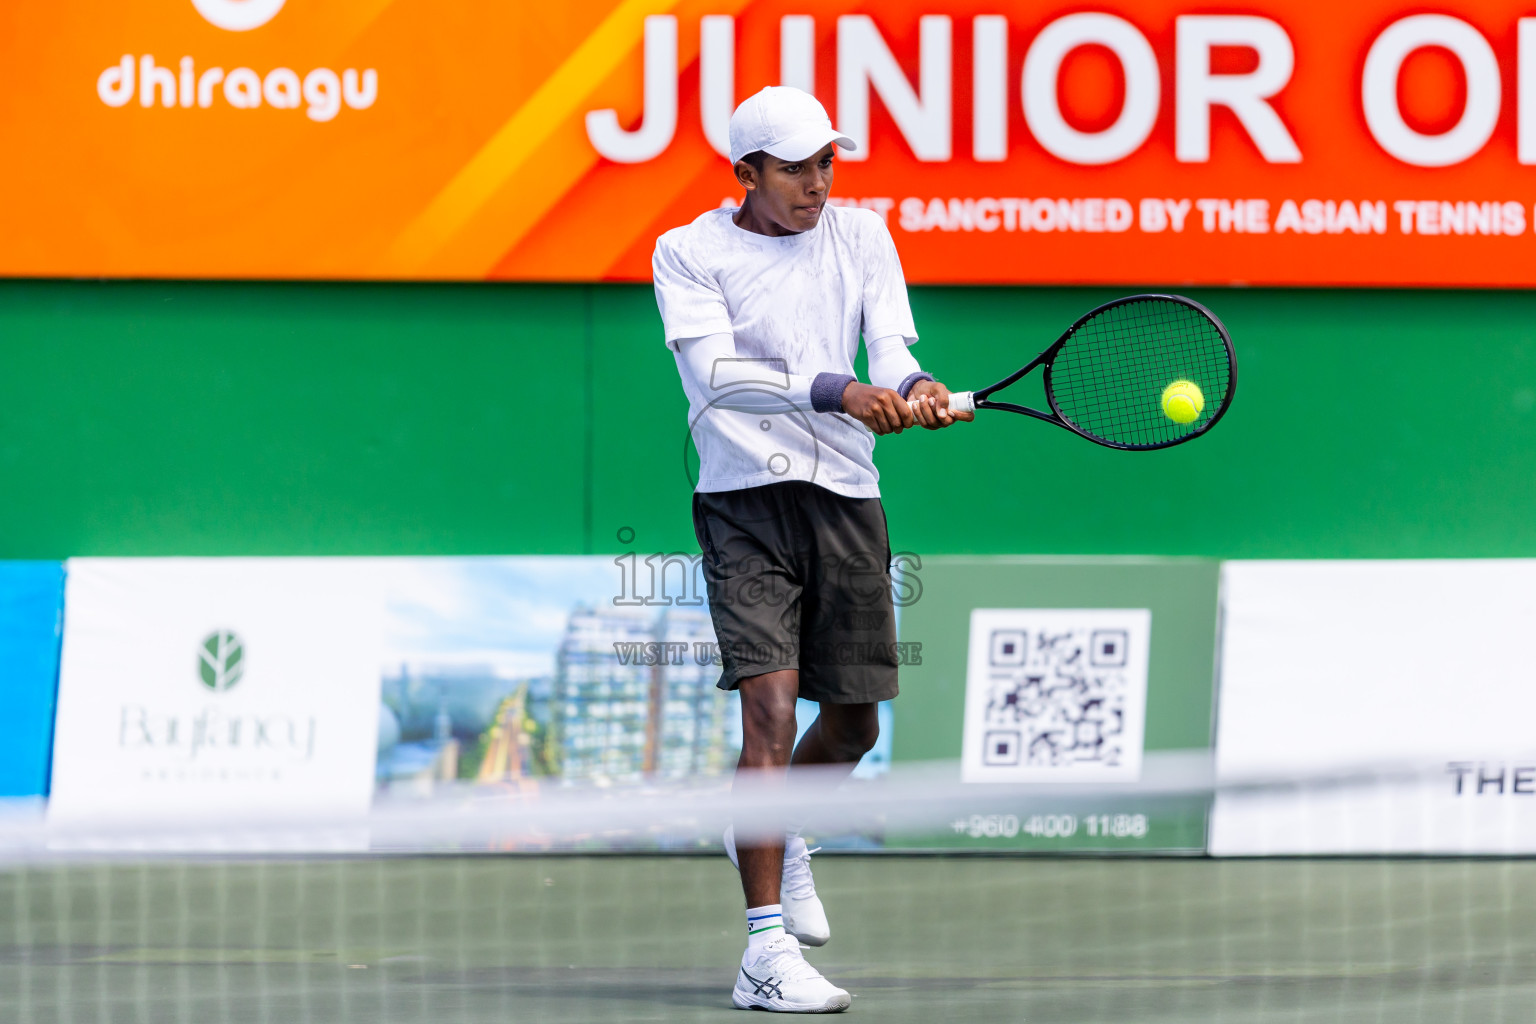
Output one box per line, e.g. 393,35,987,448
742,969,784,1000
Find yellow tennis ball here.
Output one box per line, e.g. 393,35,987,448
1161,380,1205,424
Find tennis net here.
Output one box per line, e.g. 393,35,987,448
5,756,1536,1022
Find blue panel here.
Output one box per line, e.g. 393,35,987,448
0,562,65,796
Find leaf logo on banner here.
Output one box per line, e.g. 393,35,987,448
199,630,246,692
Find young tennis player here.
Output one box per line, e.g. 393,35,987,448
652,86,970,1012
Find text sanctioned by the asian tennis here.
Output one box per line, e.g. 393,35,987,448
815,196,1535,237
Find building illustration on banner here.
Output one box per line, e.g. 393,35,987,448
375,560,742,793
374,558,889,794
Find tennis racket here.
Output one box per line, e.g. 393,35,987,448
914,294,1236,451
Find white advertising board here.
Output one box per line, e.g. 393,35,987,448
1211,560,1536,855
961,609,1150,783
49,559,385,848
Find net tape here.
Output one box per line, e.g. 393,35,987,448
0,751,1502,859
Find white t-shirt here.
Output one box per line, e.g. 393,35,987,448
652,204,919,498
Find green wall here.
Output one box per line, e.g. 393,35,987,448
2,280,1534,559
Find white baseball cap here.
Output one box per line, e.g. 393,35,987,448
728,86,858,164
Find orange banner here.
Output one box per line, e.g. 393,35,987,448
4,0,1536,284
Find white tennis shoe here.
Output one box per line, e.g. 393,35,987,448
733,933,851,1013
724,826,832,946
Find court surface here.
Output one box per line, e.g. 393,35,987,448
4,856,1534,1023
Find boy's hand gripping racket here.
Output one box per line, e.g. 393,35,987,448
920,294,1236,451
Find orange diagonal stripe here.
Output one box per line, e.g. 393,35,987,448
382,0,680,275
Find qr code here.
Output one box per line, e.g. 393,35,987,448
982,627,1130,768
963,610,1150,782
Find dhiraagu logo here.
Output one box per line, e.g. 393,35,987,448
198,630,246,692
95,0,377,121
191,0,286,32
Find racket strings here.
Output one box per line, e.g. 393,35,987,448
1046,299,1232,448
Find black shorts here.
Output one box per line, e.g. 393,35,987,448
692,481,899,704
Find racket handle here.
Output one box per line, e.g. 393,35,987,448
909,391,975,414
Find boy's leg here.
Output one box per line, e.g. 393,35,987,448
737,701,877,951
730,664,852,1012
790,702,880,774
734,668,801,907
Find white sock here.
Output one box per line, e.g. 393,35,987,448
745,904,785,953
